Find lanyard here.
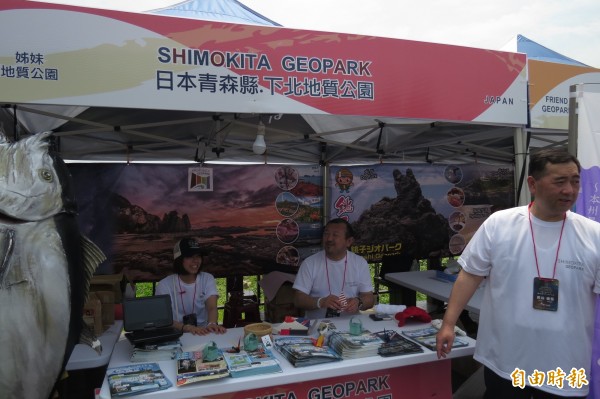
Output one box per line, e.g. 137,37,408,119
325,253,347,295
528,202,566,280
178,275,197,315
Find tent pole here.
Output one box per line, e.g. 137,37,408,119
514,126,530,206
567,84,579,157
322,162,329,223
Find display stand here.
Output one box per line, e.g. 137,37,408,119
98,314,475,399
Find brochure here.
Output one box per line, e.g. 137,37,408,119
373,329,424,357
222,343,283,377
107,362,172,397
175,350,230,386
401,326,469,351
274,336,342,367
327,330,384,359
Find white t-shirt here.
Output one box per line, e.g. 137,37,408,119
459,206,600,397
155,272,219,327
293,250,373,319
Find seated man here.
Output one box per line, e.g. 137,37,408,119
293,218,374,319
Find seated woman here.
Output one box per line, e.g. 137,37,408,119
156,237,226,335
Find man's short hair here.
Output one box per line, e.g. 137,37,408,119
528,148,581,180
325,218,355,238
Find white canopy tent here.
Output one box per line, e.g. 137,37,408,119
0,0,534,204
0,2,529,156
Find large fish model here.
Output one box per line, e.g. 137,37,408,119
0,130,106,399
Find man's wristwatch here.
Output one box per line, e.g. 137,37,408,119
356,297,363,311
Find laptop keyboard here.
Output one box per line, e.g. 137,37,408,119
132,328,178,339
133,329,158,340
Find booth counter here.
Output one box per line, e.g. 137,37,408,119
98,314,476,399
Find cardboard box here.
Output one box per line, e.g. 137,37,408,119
264,283,304,323
94,290,115,329
83,292,103,335
90,273,124,303
269,282,295,304
265,302,304,323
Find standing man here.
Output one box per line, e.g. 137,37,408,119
436,148,600,398
293,218,375,319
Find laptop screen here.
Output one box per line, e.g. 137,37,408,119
123,294,175,331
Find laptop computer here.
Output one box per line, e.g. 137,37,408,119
123,294,183,346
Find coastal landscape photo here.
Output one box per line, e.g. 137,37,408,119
70,163,323,282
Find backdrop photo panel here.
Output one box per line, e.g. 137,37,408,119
328,163,514,262
70,163,322,282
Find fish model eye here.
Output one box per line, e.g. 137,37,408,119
38,169,54,182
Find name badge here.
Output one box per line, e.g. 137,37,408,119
533,277,559,311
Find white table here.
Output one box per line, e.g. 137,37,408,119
98,314,476,399
66,320,123,371
385,270,484,314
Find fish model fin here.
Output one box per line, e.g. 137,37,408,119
80,235,107,295
78,322,103,355
78,235,107,354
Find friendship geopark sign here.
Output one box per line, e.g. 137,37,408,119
528,60,600,129
0,0,526,124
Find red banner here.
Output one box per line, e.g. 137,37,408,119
0,0,526,124
207,361,452,399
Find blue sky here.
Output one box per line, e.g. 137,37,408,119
37,0,600,68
